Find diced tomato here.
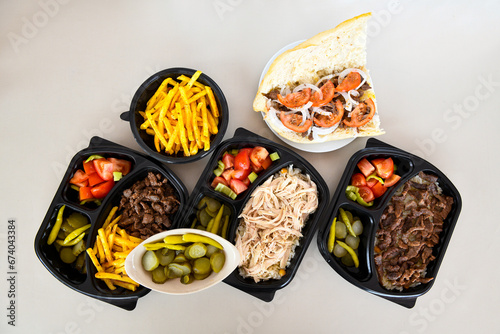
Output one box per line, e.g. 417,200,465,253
221,168,234,182
108,158,132,176
229,179,248,195
384,173,401,187
222,153,234,169
370,158,385,166
90,180,115,199
313,99,344,127
249,146,269,169
351,173,367,187
357,158,376,177
277,88,311,108
373,157,394,179
251,163,263,173
234,150,251,171
366,177,379,188
357,186,375,203
70,169,89,185
93,158,114,181
241,178,251,187
83,161,96,175
371,181,387,198
79,186,94,201
211,176,228,189
88,173,105,187
260,156,272,170
232,168,251,181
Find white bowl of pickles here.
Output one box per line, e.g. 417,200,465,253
124,228,240,295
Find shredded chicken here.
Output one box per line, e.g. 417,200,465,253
235,165,319,283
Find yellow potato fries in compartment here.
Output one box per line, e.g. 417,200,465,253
86,207,141,291
138,70,219,157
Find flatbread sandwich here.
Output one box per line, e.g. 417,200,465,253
253,13,384,143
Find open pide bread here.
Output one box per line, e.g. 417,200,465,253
253,13,384,143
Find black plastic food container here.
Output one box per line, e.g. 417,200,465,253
179,128,330,302
34,137,188,310
120,67,229,164
316,138,462,308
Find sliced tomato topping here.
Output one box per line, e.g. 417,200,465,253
357,185,375,203
108,158,131,176
310,80,335,107
90,180,115,199
249,146,269,169
373,157,394,179
280,111,312,133
313,99,344,127
83,161,96,175
79,187,94,201
343,98,376,128
229,179,248,195
232,168,251,181
93,158,114,181
222,153,234,169
277,88,311,108
211,176,228,189
351,173,367,187
88,173,105,187
336,71,362,92
234,149,251,171
384,173,401,187
357,158,376,177
70,169,89,185
371,181,387,198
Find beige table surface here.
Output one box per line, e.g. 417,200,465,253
1,1,499,333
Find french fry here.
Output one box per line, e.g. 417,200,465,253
95,272,138,285
139,71,219,157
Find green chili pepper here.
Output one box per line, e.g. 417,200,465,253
339,208,356,237
47,205,65,245
63,224,91,245
210,204,224,234
85,154,105,163
336,240,359,268
57,231,85,246
327,217,337,253
221,215,230,239
366,173,384,185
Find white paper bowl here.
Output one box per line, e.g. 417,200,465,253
124,228,240,295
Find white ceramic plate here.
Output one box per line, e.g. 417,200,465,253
125,228,240,295
258,40,355,153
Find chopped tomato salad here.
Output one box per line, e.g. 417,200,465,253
345,156,401,206
211,146,279,199
69,155,131,204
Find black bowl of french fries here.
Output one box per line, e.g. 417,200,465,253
120,68,229,164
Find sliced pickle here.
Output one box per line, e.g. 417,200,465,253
60,247,77,264
210,252,225,273
152,266,168,284
193,257,211,275
142,250,159,271
157,249,175,266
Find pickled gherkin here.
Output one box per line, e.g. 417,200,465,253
142,233,228,284
191,196,232,240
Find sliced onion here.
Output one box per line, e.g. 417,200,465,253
337,68,368,90
311,123,339,142
315,74,334,86
280,86,291,97
312,106,332,116
293,83,320,94
267,107,291,133
339,91,355,112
